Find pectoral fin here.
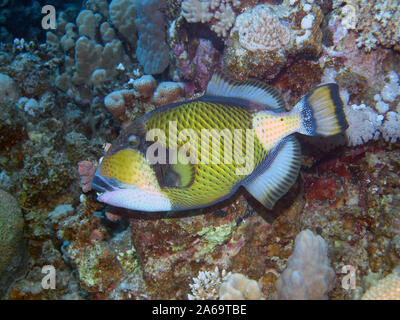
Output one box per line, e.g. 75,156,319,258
243,136,301,209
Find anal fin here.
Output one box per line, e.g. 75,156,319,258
243,136,301,209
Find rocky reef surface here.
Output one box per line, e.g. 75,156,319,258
0,0,399,300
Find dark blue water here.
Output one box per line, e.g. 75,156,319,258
0,0,85,42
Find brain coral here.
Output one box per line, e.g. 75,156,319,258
233,5,290,52
224,2,323,80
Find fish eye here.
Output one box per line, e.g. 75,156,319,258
127,135,139,148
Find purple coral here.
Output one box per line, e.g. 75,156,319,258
174,39,222,94
193,39,222,91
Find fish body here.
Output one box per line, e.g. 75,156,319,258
92,72,348,212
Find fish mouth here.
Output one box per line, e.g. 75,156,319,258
91,173,121,193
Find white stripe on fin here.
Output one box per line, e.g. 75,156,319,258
206,71,286,112
243,136,301,209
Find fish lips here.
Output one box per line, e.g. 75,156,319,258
92,173,172,212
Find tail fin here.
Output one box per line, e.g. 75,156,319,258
294,83,348,137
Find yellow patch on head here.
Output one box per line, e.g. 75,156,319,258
99,149,160,192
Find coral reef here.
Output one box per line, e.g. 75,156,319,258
0,190,27,298
335,0,400,52
135,0,170,74
172,38,222,93
153,81,185,106
275,230,335,300
188,267,230,300
0,0,399,301
301,146,400,300
181,0,241,37
219,273,264,300
361,266,400,300
224,1,324,80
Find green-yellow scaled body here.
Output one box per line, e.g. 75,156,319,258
92,72,348,212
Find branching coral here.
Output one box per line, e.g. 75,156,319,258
188,267,230,300
47,1,136,103
327,70,400,146
344,101,383,146
335,0,400,51
181,0,240,37
354,0,400,52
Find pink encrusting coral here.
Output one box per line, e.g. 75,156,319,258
77,160,97,193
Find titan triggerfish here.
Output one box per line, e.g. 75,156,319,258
91,72,348,212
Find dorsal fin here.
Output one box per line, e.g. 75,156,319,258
205,71,286,112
